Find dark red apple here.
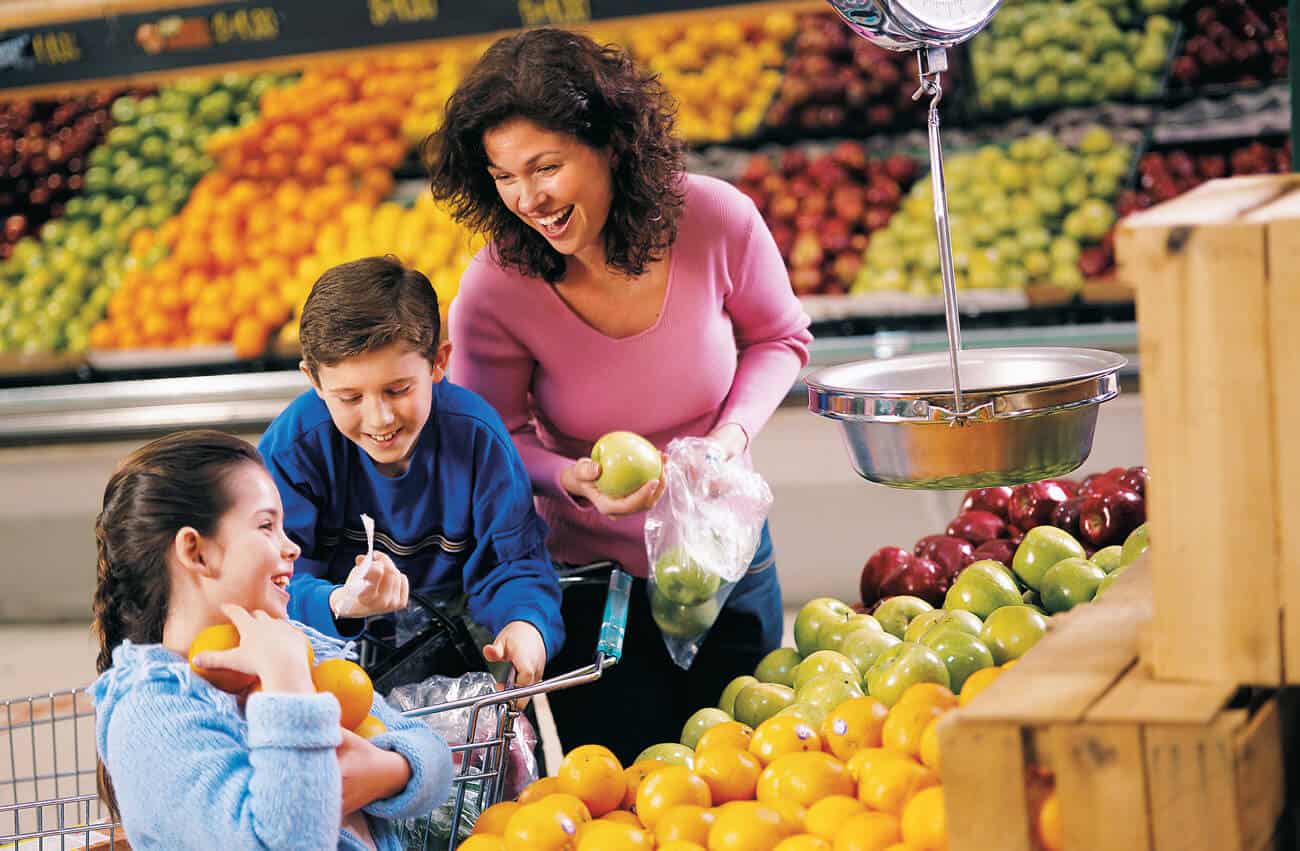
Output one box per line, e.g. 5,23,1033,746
1078,488,1146,548
1006,525,1026,546
860,545,913,608
913,534,975,581
1118,466,1148,496
878,555,950,609
1050,497,1083,539
971,538,1017,566
946,510,1007,546
960,486,1014,520
1008,481,1071,531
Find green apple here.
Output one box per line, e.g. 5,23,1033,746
979,605,1049,664
816,614,883,653
840,628,901,678
718,675,759,716
924,630,996,692
635,742,695,768
775,702,828,729
874,596,935,639
590,431,662,498
733,683,796,728
649,589,721,639
1090,545,1125,574
794,598,856,657
653,547,721,605
754,648,802,687
680,707,732,749
796,672,865,715
1013,526,1086,591
1121,523,1149,566
944,560,1023,619
1041,558,1106,614
905,609,984,644
866,642,951,708
1095,567,1125,598
793,651,861,691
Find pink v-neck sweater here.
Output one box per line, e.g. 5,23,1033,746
448,173,813,577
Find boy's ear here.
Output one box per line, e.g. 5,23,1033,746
431,340,453,382
299,361,324,398
172,527,217,579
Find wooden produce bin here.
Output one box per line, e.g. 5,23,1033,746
1117,175,1300,687
938,559,1288,851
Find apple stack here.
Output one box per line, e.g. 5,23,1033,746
732,143,920,296
1118,137,1291,213
1170,0,1288,90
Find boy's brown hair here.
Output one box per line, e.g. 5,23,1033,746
299,256,441,379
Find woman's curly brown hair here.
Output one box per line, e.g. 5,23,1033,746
423,28,686,284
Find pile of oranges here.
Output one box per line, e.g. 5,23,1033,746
460,667,1035,851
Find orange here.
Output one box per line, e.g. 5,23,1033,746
653,804,715,845
622,760,663,809
768,799,808,834
503,801,581,851
692,746,762,804
537,793,593,828
756,752,854,808
832,811,901,851
575,820,653,850
1036,790,1062,851
558,745,625,818
895,684,958,713
474,801,521,834
958,667,1002,707
708,801,796,851
602,811,642,826
188,624,257,693
636,766,710,829
518,776,564,804
857,759,939,815
658,842,707,851
845,748,909,784
311,658,373,731
918,720,941,772
696,721,754,754
820,697,889,761
353,715,387,739
881,702,943,761
749,715,821,765
1002,659,1019,669
881,845,920,851
460,836,506,851
899,786,945,851
232,316,272,360
804,796,866,841
774,836,832,851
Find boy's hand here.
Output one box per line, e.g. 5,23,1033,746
330,551,409,620
483,621,546,705
337,727,410,814
561,457,665,518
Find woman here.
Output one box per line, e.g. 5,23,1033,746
425,27,812,764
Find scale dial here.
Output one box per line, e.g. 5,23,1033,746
825,0,1000,50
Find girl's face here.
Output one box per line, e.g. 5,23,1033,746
199,463,300,619
483,117,614,264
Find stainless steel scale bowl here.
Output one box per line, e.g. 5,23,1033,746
806,0,1127,489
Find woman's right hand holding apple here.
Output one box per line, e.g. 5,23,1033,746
562,457,663,517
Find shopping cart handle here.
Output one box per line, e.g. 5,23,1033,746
597,569,631,660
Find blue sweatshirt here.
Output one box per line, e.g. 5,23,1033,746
258,379,564,658
90,626,453,851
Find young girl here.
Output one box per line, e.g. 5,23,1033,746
90,430,453,850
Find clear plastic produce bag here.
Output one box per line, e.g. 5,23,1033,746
645,437,774,670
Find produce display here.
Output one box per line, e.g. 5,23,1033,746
1118,136,1291,212
1170,0,1288,90
970,0,1179,113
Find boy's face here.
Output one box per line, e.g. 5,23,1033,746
306,342,451,477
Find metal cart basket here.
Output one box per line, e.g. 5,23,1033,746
1,567,631,850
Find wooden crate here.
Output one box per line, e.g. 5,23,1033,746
938,559,1288,851
1116,175,1300,686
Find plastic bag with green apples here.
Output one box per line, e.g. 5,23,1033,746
645,437,773,670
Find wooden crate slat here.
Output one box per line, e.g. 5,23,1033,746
1087,666,1237,725
938,719,1034,851
1051,723,1152,851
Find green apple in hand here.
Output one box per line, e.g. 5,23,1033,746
1013,526,1086,590
944,560,1022,618
733,682,796,728
923,630,996,692
840,628,901,678
590,431,662,498
653,547,721,605
718,675,758,716
754,648,802,687
904,609,983,644
1091,545,1125,574
793,651,861,690
865,642,951,707
794,598,857,656
979,605,1049,664
817,614,883,653
680,707,732,749
1040,557,1106,614
874,596,934,639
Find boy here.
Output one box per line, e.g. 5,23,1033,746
258,255,563,688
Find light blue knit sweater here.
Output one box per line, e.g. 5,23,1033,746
91,625,454,850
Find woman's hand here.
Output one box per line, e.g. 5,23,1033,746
191,604,314,695
483,621,547,706
337,728,411,815
329,551,410,620
561,457,664,517
707,422,748,461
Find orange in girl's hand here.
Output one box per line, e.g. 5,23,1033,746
353,715,387,739
311,658,374,731
188,624,257,693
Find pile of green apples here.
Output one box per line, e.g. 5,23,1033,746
0,72,292,355
854,127,1128,296
971,0,1180,113
633,522,1150,767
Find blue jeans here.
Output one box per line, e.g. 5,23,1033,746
544,522,783,766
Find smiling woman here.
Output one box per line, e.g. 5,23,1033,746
424,28,815,764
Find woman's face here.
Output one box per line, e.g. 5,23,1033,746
483,117,614,263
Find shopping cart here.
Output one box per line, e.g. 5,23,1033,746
0,566,631,850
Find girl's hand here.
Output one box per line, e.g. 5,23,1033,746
191,604,314,695
561,457,664,518
483,621,546,706
337,728,411,814
330,551,409,619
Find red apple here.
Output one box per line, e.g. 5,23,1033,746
971,538,1017,566
1049,497,1083,539
1077,488,1146,548
861,546,913,608
1006,525,1026,546
1117,466,1148,496
878,555,950,609
1008,481,1071,531
960,486,1014,520
914,535,975,581
946,510,1007,546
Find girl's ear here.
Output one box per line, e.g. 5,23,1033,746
172,527,216,579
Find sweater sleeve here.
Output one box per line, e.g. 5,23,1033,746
105,685,341,850
448,261,582,506
361,692,455,820
716,195,814,443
